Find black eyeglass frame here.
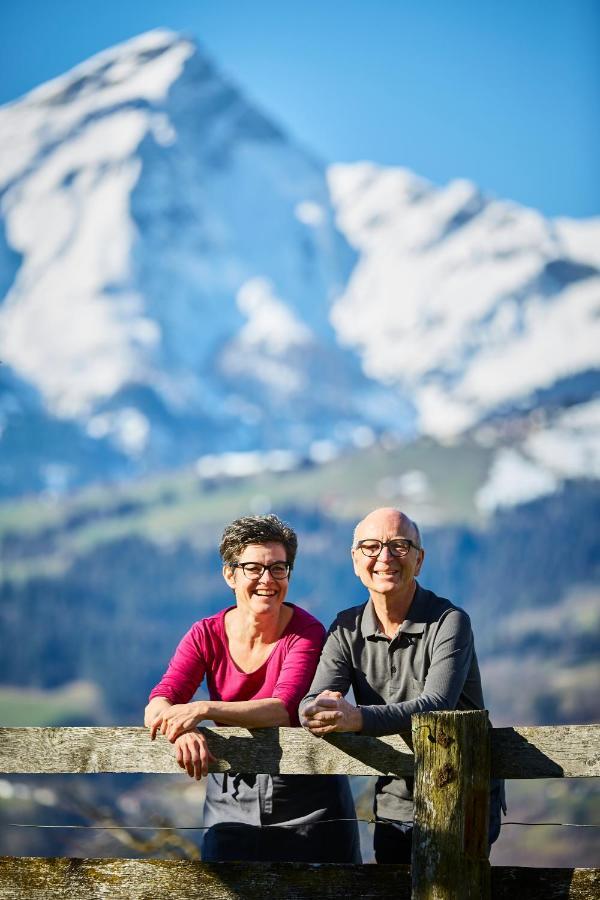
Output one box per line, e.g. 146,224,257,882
229,561,292,580
355,538,421,558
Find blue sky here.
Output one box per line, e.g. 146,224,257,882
1,0,598,217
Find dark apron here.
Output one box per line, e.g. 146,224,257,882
202,773,361,862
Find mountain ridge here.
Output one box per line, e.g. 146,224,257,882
0,28,598,498
329,161,600,437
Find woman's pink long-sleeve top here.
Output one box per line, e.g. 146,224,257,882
149,603,325,726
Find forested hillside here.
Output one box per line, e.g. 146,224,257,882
1,479,597,727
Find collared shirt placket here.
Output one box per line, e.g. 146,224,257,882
388,632,400,685
366,627,410,698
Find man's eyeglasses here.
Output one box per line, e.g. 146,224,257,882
355,539,420,558
230,561,291,580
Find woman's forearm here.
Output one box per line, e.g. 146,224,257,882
198,698,290,727
146,697,290,743
144,696,172,727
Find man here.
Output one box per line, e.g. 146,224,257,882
300,507,503,863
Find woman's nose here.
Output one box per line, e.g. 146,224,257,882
258,566,276,583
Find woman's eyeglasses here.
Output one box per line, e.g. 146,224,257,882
230,561,291,580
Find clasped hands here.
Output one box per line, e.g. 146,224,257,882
147,701,216,781
300,690,363,735
147,691,364,778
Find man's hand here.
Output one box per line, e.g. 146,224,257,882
301,690,363,735
174,732,216,780
149,701,208,742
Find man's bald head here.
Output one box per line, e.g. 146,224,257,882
352,507,422,549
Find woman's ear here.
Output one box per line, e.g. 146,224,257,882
223,564,236,591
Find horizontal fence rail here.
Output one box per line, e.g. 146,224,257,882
0,723,598,778
491,725,600,778
1,715,598,900
0,858,599,900
4,859,409,900
0,726,412,776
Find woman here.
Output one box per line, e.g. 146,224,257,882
145,513,360,862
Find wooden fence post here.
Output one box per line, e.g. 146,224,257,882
411,710,491,900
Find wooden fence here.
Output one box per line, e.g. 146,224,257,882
0,712,598,899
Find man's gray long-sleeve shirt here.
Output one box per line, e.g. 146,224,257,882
300,583,484,819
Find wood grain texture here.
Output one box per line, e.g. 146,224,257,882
1,859,597,900
0,723,598,777
412,710,491,899
491,726,600,778
0,726,414,776
0,858,412,900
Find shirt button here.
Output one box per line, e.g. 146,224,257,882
391,666,396,674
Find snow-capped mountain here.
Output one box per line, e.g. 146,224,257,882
329,163,600,438
0,29,410,490
0,29,598,498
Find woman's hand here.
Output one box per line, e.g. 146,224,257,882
145,697,172,730
174,731,216,780
149,701,208,742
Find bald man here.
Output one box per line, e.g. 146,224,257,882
300,507,503,863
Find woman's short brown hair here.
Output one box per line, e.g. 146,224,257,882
219,514,298,570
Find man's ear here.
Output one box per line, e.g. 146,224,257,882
415,549,425,576
351,547,360,577
223,564,236,590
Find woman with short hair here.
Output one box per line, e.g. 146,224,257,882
145,513,360,862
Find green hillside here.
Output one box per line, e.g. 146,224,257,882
0,437,493,584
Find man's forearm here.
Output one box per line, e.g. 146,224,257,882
359,692,448,736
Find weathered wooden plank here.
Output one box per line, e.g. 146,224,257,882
0,724,598,778
0,726,414,776
1,859,598,900
0,858,412,900
491,725,600,778
412,710,491,899
492,866,600,899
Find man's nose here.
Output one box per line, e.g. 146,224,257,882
376,544,393,559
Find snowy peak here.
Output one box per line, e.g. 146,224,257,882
23,29,193,107
0,29,287,200
329,163,600,437
0,31,598,499
0,30,399,487
0,31,191,187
